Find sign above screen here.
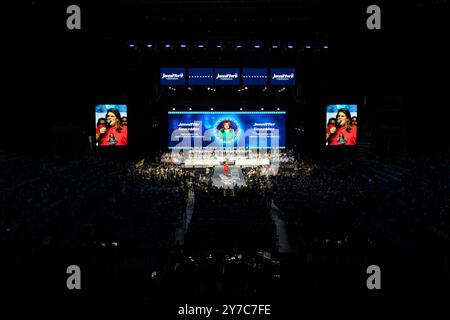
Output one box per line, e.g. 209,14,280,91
270,68,296,86
214,68,241,85
242,68,268,86
160,67,186,85
188,68,214,85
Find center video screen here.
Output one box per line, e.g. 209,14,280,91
168,111,286,149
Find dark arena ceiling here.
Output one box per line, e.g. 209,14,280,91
19,0,450,156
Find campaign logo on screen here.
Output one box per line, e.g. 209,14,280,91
270,68,296,86
160,68,185,85
214,68,240,85
242,68,268,85
188,68,214,85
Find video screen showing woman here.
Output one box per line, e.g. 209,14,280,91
325,104,357,146
95,105,128,146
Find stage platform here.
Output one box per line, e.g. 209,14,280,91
183,158,270,168
212,166,246,188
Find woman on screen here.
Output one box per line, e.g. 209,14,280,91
97,108,128,146
326,108,357,146
219,120,236,141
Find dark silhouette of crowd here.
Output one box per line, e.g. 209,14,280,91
1,148,449,300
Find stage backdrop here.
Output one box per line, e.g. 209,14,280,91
168,111,286,149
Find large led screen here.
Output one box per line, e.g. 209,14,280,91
168,111,286,149
325,104,358,146
95,104,128,146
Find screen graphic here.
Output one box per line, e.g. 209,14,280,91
168,111,286,149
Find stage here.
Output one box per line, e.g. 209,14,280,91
212,165,246,188
183,158,270,168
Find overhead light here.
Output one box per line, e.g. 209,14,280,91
180,44,187,48
172,108,176,110
272,45,278,49
165,44,171,48
129,44,135,48
236,45,242,49
305,45,311,49
146,43,152,48
198,44,204,48
216,45,222,48
287,45,294,49
254,45,261,49
323,45,329,49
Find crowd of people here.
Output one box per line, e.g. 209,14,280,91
1,147,449,299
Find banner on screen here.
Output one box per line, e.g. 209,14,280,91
242,68,268,86
214,68,240,85
325,104,358,146
95,105,128,147
160,68,186,85
168,111,286,149
188,68,214,85
270,68,296,86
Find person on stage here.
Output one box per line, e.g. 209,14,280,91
224,162,229,176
